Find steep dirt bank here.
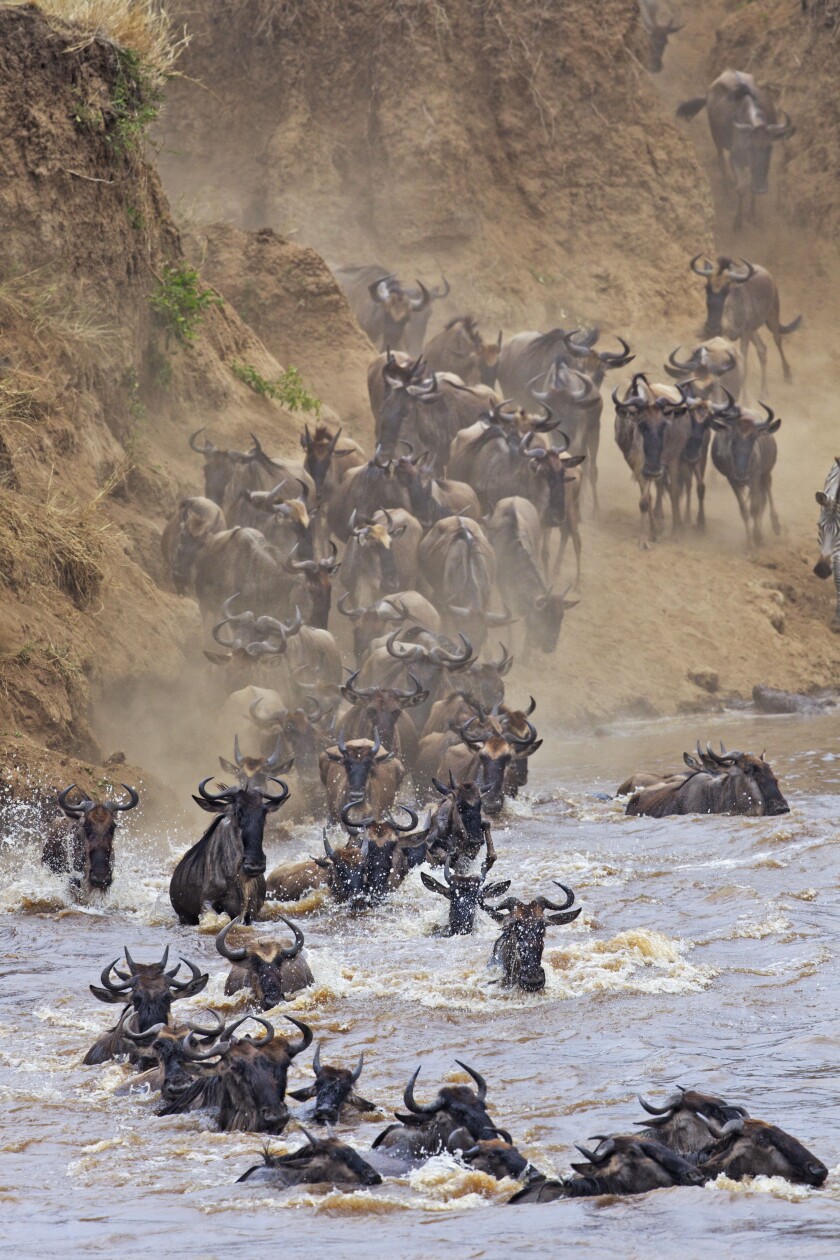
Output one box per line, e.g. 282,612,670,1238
160,0,714,332
182,223,375,438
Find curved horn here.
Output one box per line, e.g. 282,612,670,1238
403,1066,443,1115
341,799,375,833
637,1092,680,1116
455,1060,487,1101
189,426,214,454
57,784,86,818
575,1139,615,1164
168,957,205,992
697,1113,745,1140
534,881,575,910
725,258,756,284
350,1050,365,1083
98,959,134,993
197,777,233,802
283,1014,313,1056
215,917,247,962
261,777,291,806
384,804,419,833
277,915,305,960
690,254,715,277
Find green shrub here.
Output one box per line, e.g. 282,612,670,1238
231,361,322,415
150,264,221,345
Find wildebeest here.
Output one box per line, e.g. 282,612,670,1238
509,1135,705,1201
417,515,497,647
299,423,366,505
437,720,540,818
336,590,441,665
319,731,404,823
421,859,511,936
814,458,840,630
638,0,682,73
709,396,781,547
336,264,449,354
279,543,341,630
636,1086,750,1155
246,692,334,791
486,497,580,643
161,496,226,594
327,448,410,543
188,428,260,505
425,774,494,869
84,946,208,1065
119,1012,226,1108
237,1128,382,1187
613,374,691,547
422,315,501,387
330,801,428,905
485,884,581,991
689,255,800,389
43,783,139,898
677,71,794,228
663,339,742,402
447,401,562,514
392,450,481,526
373,1062,502,1162
694,1113,828,1186
625,743,789,817
215,916,313,1010
218,733,293,792
287,1042,376,1124
169,776,291,925
449,1130,538,1183
498,327,633,405
341,508,421,605
173,1013,313,1133
528,360,601,512
340,671,428,765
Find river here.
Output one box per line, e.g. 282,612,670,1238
1,710,838,1259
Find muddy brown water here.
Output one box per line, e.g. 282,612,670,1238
1,712,839,1259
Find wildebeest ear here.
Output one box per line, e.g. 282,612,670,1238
89,984,128,1004
683,752,702,770
420,871,451,899
349,1093,377,1112
570,1161,594,1175
562,597,580,610
546,906,582,925
481,879,511,901
403,840,427,868
287,1084,318,1101
563,455,586,469
765,418,782,434
522,739,544,756
191,794,228,813
816,491,830,506
219,758,238,775
325,750,344,763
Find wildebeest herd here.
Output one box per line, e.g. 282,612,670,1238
33,51,837,1201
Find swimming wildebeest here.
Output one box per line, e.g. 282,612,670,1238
485,884,581,991
287,1042,376,1125
169,776,291,924
215,916,314,1010
373,1062,504,1163
44,783,139,898
509,1134,705,1201
237,1128,382,1188
625,743,789,817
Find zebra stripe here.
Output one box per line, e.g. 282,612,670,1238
817,459,840,623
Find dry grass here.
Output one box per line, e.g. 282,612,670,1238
0,469,126,609
0,268,119,373
0,0,189,82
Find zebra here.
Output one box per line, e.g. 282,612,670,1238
814,458,840,630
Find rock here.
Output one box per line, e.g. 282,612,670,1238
687,669,719,693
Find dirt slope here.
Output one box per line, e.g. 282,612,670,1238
182,223,375,437
160,0,714,333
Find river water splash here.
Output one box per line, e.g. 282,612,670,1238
1,711,839,1258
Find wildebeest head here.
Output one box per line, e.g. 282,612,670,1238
695,741,789,815
188,428,259,505
249,695,333,783
169,496,224,594
733,92,794,196
315,832,373,908
57,783,139,892
299,424,357,499
324,728,397,801
192,777,291,875
638,0,682,73
337,592,408,662
283,541,340,627
378,355,442,458
219,733,294,792
432,773,489,858
448,1128,531,1180
216,914,309,1010
90,944,208,1030
636,1086,750,1154
461,718,542,815
121,1009,224,1094
710,399,781,486
397,1062,499,1140
238,1125,382,1186
288,1041,374,1125
182,1013,313,1134
690,256,756,338
341,671,429,748
613,374,687,479
525,431,586,528
208,599,300,668
486,884,581,991
421,857,511,936
696,1113,827,1187
565,1134,706,1195
560,327,634,386
346,507,408,593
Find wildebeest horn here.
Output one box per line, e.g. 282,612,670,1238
386,630,425,662
432,776,453,797
535,881,575,911
283,1014,313,1056
350,1050,365,1082
197,777,233,802
508,718,538,749
216,916,248,962
697,1113,745,1140
524,696,537,716
391,672,428,704
277,916,305,960
312,1040,323,1075
188,426,215,454
122,945,140,974
371,727,382,757
710,387,738,417
725,258,756,284
108,783,139,811
341,799,375,833
99,959,134,993
409,279,431,311
575,1140,615,1164
596,336,634,367
690,254,715,277
385,805,419,832
337,592,366,619
261,777,291,805
168,957,205,992
430,632,474,668
637,1092,681,1116
249,698,285,729
403,1066,443,1114
455,1060,487,1101
489,642,513,674
57,784,88,818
